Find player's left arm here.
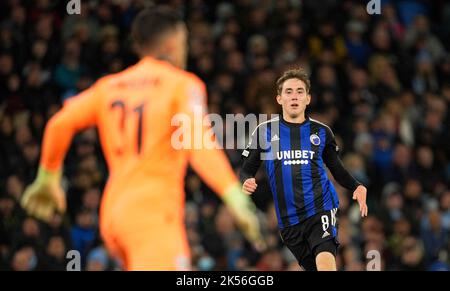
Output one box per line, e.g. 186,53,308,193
322,127,368,217
175,76,266,251
40,85,100,171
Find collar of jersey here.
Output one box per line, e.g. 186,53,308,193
280,115,310,127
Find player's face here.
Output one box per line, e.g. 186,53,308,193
171,23,188,69
276,78,311,119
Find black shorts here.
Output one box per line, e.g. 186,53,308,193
280,208,339,271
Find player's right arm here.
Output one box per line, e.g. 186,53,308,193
240,126,262,195
21,85,100,222
175,75,266,251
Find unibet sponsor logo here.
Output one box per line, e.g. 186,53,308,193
276,150,315,166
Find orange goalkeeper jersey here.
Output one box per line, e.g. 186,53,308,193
39,57,238,269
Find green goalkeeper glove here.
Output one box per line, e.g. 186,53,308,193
21,166,66,222
223,183,267,252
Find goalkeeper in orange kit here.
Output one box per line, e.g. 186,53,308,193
20,6,265,270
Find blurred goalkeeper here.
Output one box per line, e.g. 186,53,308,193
21,6,265,270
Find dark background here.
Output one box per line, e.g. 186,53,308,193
0,0,449,271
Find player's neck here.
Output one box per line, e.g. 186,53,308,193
155,54,173,63
283,112,306,124
143,51,175,67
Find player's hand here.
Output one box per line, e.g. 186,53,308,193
352,185,368,217
21,166,66,223
223,184,267,252
242,178,258,195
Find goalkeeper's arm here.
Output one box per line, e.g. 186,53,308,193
21,87,98,221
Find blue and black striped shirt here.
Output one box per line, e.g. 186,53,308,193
240,116,361,229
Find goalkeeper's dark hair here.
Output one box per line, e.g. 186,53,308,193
131,6,184,54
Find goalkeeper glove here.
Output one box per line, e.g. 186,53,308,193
223,183,267,252
21,166,66,222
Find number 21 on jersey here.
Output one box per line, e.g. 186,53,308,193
110,99,146,155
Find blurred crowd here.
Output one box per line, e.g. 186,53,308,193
0,0,449,271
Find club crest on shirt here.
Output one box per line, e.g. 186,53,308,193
310,134,320,146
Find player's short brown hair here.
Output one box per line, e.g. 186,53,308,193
276,68,311,95
131,6,183,53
